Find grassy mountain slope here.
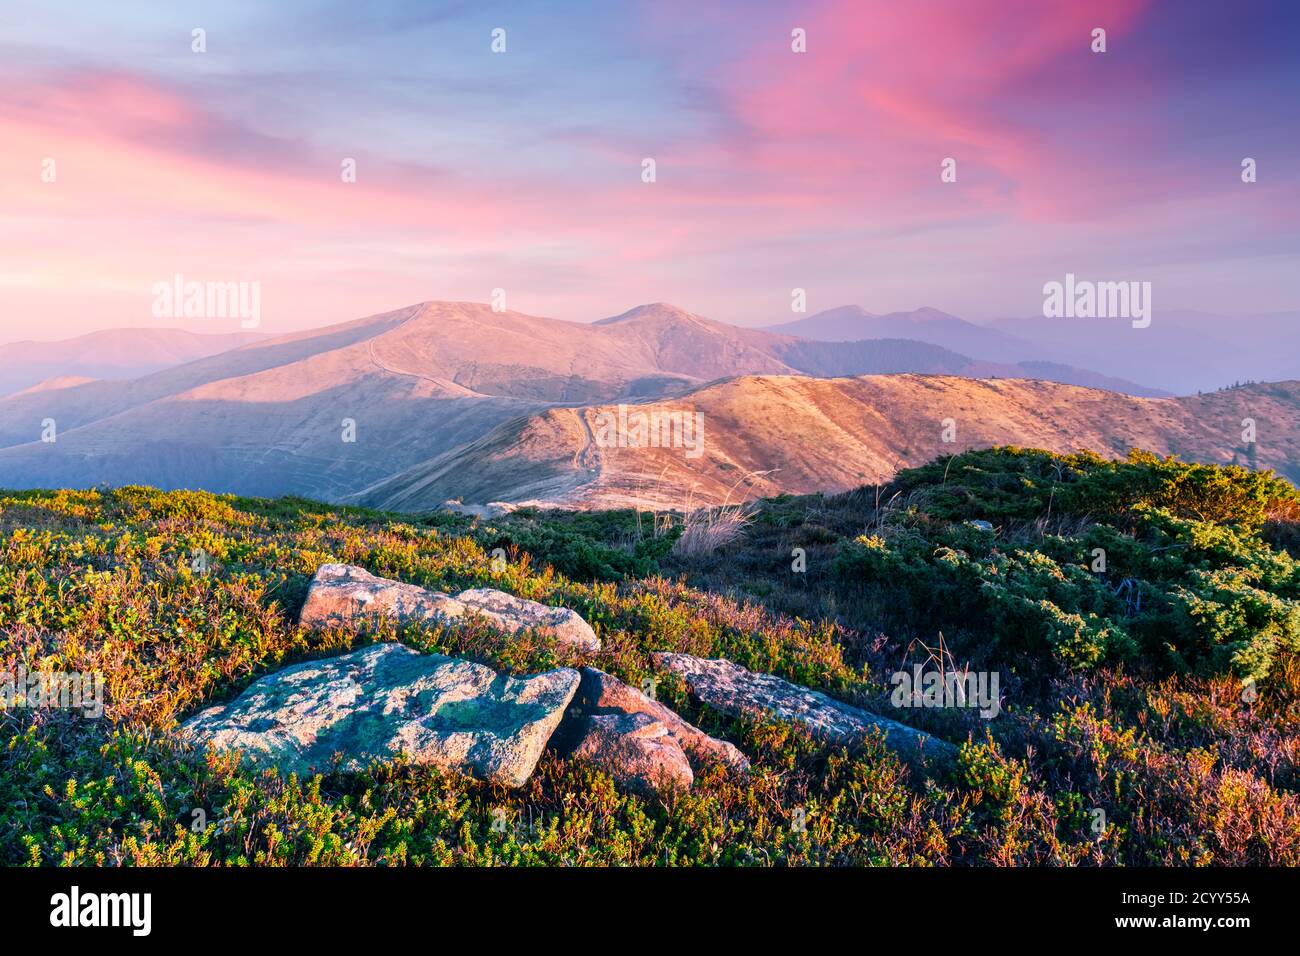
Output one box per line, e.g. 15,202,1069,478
359,376,1300,512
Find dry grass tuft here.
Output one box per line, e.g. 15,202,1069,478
671,501,759,559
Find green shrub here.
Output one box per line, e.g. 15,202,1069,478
891,447,1298,531
477,510,678,582
834,449,1300,680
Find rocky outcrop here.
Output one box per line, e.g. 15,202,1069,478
299,564,464,627
566,667,748,769
456,588,599,653
565,712,694,796
651,653,955,765
440,499,517,519
299,563,600,652
552,667,749,795
180,643,579,787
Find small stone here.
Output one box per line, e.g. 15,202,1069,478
565,712,694,797
551,667,748,796
441,499,516,518
565,667,748,772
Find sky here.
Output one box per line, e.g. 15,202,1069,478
1,0,1298,341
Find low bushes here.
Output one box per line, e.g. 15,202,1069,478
834,449,1300,680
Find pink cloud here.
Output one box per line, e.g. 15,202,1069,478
1,1,1293,341
640,0,1165,223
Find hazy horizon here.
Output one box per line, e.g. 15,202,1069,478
3,297,1298,348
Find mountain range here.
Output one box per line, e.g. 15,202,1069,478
0,301,1294,510
767,305,1300,395
0,328,267,398
766,305,1035,361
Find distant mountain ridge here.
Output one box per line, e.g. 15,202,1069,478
0,328,267,397
0,300,1281,507
774,338,1163,395
764,305,1038,362
768,304,1300,395
987,309,1300,395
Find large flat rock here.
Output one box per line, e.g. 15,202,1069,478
180,643,580,787
651,653,955,766
299,563,600,652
